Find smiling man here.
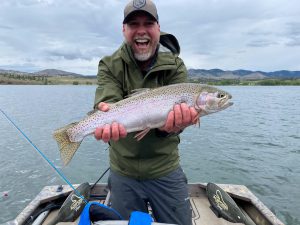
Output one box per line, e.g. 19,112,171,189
123,12,160,62
93,0,197,224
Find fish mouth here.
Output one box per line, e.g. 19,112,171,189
224,101,234,108
219,95,233,109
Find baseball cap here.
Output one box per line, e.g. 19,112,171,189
123,0,159,24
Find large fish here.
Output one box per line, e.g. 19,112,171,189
53,83,233,165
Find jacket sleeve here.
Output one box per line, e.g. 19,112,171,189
166,57,188,85
94,59,124,108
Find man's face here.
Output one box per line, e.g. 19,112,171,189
123,12,160,61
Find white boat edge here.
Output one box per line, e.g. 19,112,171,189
6,183,285,225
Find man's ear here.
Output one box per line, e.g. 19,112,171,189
122,24,126,33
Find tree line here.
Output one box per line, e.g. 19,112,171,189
189,78,300,86
0,73,95,85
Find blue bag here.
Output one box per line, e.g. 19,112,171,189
78,202,123,225
129,211,153,225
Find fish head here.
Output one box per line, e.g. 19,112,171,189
195,87,233,115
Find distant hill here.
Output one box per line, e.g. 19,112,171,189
0,69,30,76
188,69,300,80
0,69,85,77
1,68,300,80
33,69,83,77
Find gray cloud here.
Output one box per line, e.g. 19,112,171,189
286,38,300,46
0,0,300,74
284,22,300,46
247,40,278,47
0,24,13,30
45,46,114,61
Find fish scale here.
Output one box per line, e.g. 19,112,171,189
53,83,233,165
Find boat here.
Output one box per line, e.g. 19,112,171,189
7,182,284,225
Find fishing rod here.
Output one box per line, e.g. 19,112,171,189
0,108,88,204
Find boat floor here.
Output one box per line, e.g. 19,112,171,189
11,183,284,225
43,196,245,225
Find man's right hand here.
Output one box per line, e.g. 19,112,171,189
94,102,127,143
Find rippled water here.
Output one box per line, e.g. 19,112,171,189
0,85,299,224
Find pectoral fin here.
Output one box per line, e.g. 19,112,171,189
193,114,201,128
134,128,151,141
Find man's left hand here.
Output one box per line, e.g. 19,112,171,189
159,103,199,133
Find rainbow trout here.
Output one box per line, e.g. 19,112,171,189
53,83,233,165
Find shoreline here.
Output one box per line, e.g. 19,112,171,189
1,79,299,86
1,74,300,86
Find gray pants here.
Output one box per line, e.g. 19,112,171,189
108,167,192,225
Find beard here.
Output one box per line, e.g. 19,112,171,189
133,51,153,61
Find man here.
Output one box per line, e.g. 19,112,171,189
94,0,198,224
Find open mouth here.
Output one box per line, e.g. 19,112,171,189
134,38,150,49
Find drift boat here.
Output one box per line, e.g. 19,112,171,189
0,97,283,225
7,183,284,225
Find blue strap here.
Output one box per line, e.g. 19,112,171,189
78,202,123,225
129,211,153,225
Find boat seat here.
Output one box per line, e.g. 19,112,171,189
44,196,245,225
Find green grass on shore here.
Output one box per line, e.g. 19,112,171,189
0,74,97,85
1,73,300,86
189,78,300,86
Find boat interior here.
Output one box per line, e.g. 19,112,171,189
12,183,284,225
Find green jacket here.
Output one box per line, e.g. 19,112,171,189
94,32,187,179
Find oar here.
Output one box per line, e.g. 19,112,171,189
206,182,256,225
46,182,90,225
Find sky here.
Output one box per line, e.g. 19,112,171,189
0,0,300,75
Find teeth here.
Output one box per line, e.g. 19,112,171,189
135,39,149,43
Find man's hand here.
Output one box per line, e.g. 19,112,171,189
94,102,127,143
159,103,199,133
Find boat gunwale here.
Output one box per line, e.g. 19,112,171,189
8,183,285,225
192,183,284,225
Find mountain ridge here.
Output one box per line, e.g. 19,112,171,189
1,68,300,80
188,69,300,80
0,69,83,77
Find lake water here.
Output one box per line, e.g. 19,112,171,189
0,85,299,225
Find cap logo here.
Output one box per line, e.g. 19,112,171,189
133,0,146,9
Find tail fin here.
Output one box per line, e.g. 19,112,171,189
53,122,82,166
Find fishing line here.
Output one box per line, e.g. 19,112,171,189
0,108,88,204
91,167,110,190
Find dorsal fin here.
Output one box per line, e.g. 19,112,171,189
125,88,151,98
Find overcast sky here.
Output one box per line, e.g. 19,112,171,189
0,0,299,75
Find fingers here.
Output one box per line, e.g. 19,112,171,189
190,107,199,125
94,122,127,143
119,124,127,138
179,103,192,127
94,127,103,140
102,124,111,143
175,103,197,128
174,104,183,128
111,122,119,141
98,102,110,112
161,110,175,133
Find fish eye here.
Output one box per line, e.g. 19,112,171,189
217,93,225,98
